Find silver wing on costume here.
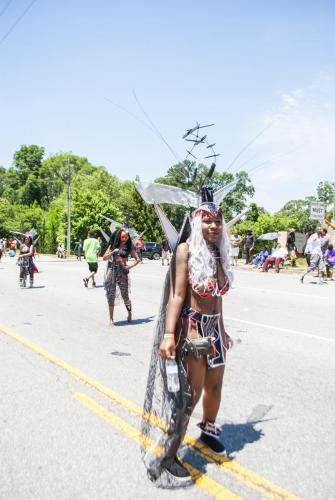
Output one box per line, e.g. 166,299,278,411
11,228,39,246
135,181,199,208
135,180,244,251
99,214,144,243
135,179,239,208
226,206,250,229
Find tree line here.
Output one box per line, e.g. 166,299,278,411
0,145,333,253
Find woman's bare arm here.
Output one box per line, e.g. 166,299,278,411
217,259,226,289
127,248,141,268
102,246,118,261
160,243,188,359
165,243,188,335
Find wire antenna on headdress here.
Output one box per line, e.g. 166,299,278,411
182,123,222,197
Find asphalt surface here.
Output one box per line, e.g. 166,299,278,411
0,255,334,500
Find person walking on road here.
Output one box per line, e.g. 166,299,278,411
18,235,35,287
103,227,140,325
300,227,325,284
83,231,100,288
141,188,233,486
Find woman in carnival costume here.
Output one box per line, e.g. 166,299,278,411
18,234,35,287
140,187,233,487
103,226,140,325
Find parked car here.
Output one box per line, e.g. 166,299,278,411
142,242,162,260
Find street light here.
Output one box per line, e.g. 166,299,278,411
66,158,74,258
57,157,74,258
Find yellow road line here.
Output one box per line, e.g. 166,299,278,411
0,323,299,500
74,392,240,500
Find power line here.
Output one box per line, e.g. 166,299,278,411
0,0,14,17
0,0,38,47
225,122,273,172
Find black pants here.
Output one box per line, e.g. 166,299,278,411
245,247,253,264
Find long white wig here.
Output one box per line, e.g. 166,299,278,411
187,213,233,288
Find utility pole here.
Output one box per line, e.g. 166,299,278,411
66,158,73,258
332,182,335,223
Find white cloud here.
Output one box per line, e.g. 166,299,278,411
248,72,335,212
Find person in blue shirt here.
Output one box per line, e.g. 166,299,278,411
252,247,269,267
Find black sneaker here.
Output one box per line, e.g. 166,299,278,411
300,275,304,284
200,432,227,455
198,421,227,456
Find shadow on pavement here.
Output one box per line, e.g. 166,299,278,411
114,316,155,326
181,417,273,475
21,285,46,289
182,404,274,473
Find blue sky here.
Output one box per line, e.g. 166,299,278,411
1,0,335,211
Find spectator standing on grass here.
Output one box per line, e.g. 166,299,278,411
243,230,255,264
287,230,297,267
262,245,288,273
229,230,241,266
83,231,100,288
302,232,312,266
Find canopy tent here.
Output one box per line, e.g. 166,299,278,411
258,232,279,241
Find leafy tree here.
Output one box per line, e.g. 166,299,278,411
11,145,46,206
155,161,255,228
276,197,318,233
317,181,334,206
41,152,97,206
0,167,6,197
119,181,163,241
244,202,267,222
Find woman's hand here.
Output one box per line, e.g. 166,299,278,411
159,336,176,360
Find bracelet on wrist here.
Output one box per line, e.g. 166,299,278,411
164,333,175,338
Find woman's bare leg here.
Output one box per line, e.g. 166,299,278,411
125,301,132,322
202,365,225,422
108,304,114,325
185,355,207,409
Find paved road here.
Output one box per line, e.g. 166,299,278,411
0,256,334,499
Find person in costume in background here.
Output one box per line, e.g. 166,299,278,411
18,235,35,287
141,188,233,486
103,227,140,325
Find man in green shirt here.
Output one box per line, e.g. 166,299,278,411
83,231,100,287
